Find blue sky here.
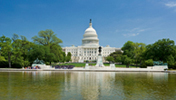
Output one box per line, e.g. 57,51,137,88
0,0,176,47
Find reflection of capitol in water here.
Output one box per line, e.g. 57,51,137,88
20,72,172,100
23,71,52,80
61,72,169,100
22,71,117,99
65,72,116,100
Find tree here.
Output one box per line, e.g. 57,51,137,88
32,29,62,47
43,46,55,64
145,59,153,66
106,56,114,63
50,45,64,63
28,45,45,63
144,38,176,62
167,55,176,69
133,43,146,67
11,34,33,67
121,55,132,68
109,50,123,62
66,52,72,62
32,29,63,64
62,52,66,63
121,41,146,67
115,56,122,63
11,34,24,66
0,35,12,68
0,56,6,61
121,41,135,58
28,45,54,65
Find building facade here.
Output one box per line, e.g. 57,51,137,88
62,20,121,62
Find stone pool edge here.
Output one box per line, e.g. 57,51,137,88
0,68,172,72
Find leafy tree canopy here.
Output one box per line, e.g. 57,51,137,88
121,55,132,68
106,56,114,63
66,52,72,62
121,41,135,58
144,38,176,62
32,29,62,47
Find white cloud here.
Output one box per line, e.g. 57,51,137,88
130,28,139,32
124,28,146,33
138,29,145,32
165,2,176,7
123,33,139,37
116,28,148,37
115,29,119,32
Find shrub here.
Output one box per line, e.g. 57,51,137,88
45,62,50,65
140,61,147,68
12,63,22,68
0,61,9,68
167,55,175,69
145,59,153,66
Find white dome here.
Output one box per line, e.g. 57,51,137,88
82,20,99,46
83,23,97,38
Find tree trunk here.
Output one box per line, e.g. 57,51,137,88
8,52,11,68
136,60,138,68
126,64,130,68
126,64,129,68
140,60,142,67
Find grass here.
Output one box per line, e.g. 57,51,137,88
55,63,138,68
56,63,85,67
167,69,176,71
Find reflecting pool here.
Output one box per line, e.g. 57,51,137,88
0,72,176,100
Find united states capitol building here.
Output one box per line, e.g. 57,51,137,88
62,20,121,62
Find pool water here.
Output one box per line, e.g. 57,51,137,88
0,72,175,100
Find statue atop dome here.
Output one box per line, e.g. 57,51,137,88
90,19,92,23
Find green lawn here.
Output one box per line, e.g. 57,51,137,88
55,63,85,67
167,69,176,71
55,63,137,68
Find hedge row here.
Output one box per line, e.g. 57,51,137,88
0,61,22,68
